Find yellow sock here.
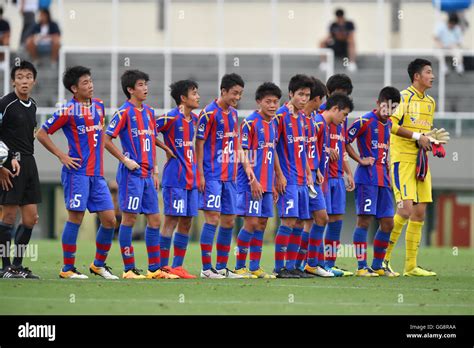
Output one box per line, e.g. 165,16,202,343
384,214,408,262
405,220,424,272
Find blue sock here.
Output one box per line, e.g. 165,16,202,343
159,234,172,267
249,230,264,272
325,220,343,268
94,225,114,267
236,228,253,270
274,225,292,272
307,223,325,267
353,227,368,269
200,223,217,271
286,227,303,270
119,224,135,271
62,221,80,272
295,231,309,269
146,226,161,272
216,227,233,270
172,232,189,268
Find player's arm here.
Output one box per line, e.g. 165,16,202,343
36,128,81,170
346,118,374,166
195,138,205,193
342,152,354,191
155,138,176,159
239,120,261,199
0,101,20,189
273,151,287,194
305,157,314,186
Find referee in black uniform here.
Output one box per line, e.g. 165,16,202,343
0,61,41,279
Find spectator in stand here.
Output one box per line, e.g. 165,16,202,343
25,8,60,66
0,6,10,65
319,8,357,73
19,0,39,45
435,13,465,75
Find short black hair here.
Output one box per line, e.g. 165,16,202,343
448,13,459,25
288,74,313,94
378,86,401,104
335,9,344,18
326,73,353,95
170,79,199,106
11,60,37,80
39,8,51,22
325,92,354,112
63,66,91,94
255,82,282,101
0,6,3,16
310,77,327,100
407,58,432,83
220,73,244,92
121,70,149,99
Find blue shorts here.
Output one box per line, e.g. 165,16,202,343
309,171,327,213
355,184,394,219
277,184,310,219
117,167,159,215
61,170,114,213
325,177,346,215
237,191,274,218
199,180,237,215
163,187,198,217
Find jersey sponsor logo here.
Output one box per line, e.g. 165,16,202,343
131,128,154,137
175,139,193,147
371,140,389,150
330,133,345,141
198,123,205,132
109,119,117,129
349,127,357,136
77,125,86,134
242,132,248,141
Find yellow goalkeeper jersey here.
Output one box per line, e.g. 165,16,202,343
390,85,435,163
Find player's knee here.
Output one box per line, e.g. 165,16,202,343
179,218,192,232
147,214,161,229
356,216,371,229
381,219,394,232
220,215,234,229
205,211,220,226
315,212,329,226
257,218,268,231
102,216,116,229
122,213,137,226
1,212,16,225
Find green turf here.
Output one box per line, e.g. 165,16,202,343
0,240,472,315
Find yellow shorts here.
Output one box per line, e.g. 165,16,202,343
390,161,432,203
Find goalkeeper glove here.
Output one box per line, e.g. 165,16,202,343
425,128,450,145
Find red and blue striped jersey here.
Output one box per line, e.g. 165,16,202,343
237,111,277,193
196,99,239,182
42,98,106,176
347,110,392,187
156,107,199,190
303,111,320,171
105,100,157,178
319,102,347,178
274,104,307,186
314,112,330,177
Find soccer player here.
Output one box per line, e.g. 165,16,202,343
0,61,41,279
155,79,200,279
273,74,314,279
196,73,255,279
303,93,354,277
319,74,355,276
384,58,446,277
37,66,118,280
345,86,401,277
234,82,282,279
105,70,178,280
295,77,336,277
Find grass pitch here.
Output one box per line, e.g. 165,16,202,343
0,240,472,315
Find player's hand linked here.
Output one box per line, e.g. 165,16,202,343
11,159,21,176
0,167,14,191
329,148,339,162
123,158,140,171
360,157,375,166
59,153,81,170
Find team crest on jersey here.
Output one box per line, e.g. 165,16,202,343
259,128,264,133
374,128,379,133
219,119,225,124
77,125,86,134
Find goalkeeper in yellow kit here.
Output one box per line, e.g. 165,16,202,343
384,58,450,277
